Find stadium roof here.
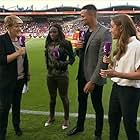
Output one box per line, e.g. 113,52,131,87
38,6,81,12
0,5,140,16
0,8,9,12
6,5,140,12
100,5,140,11
1,0,140,10
41,5,140,12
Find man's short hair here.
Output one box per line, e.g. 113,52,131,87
81,4,97,12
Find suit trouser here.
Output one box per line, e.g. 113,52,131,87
0,87,14,140
12,79,24,131
47,75,69,120
109,83,140,140
0,79,24,140
77,77,104,136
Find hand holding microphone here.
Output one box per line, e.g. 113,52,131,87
76,30,85,49
103,55,111,64
103,41,112,66
16,46,26,57
103,41,112,57
101,41,112,76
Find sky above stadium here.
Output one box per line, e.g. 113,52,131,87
0,0,140,10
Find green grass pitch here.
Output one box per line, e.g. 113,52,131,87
7,38,139,140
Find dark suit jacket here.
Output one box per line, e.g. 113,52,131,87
0,32,29,89
83,23,112,86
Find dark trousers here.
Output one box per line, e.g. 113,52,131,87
0,87,13,140
0,79,24,140
77,77,104,136
12,79,24,131
109,83,140,140
47,75,69,120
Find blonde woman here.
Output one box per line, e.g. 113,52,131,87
0,15,29,139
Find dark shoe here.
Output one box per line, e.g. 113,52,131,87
94,136,101,140
15,129,22,136
66,126,84,136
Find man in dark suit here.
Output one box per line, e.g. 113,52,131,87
67,5,112,140
0,15,29,140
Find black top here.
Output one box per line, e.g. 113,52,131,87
77,29,92,80
0,32,29,88
45,40,75,76
84,29,92,46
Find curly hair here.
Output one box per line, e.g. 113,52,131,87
111,14,137,60
45,23,65,48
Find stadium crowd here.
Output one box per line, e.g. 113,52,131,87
0,16,139,38
0,21,49,38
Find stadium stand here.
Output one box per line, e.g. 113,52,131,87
0,5,139,38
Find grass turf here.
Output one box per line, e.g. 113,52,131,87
6,38,139,140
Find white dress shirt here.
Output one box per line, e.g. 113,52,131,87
111,36,140,88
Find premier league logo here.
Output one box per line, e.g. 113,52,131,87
18,35,25,47
79,31,85,41
51,47,60,60
103,42,112,56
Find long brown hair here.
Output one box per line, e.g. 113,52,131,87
111,14,137,60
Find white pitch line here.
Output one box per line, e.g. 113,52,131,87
17,109,140,122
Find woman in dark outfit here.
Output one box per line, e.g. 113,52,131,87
0,15,29,140
44,23,75,129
